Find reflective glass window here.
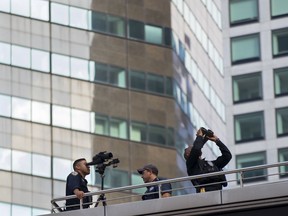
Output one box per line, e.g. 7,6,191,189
108,15,125,37
32,101,50,124
272,28,288,57
70,7,88,29
129,20,144,40
233,72,262,103
231,34,260,64
94,63,108,83
52,105,71,128
32,154,51,177
130,122,147,142
31,49,50,72
31,0,49,21
32,208,50,216
274,67,288,96
0,0,10,12
129,70,146,91
164,27,172,46
51,3,69,25
71,57,89,80
271,0,288,18
0,203,11,216
230,0,258,25
11,0,29,16
166,127,175,147
12,205,31,216
109,66,126,88
276,107,288,137
110,118,127,139
91,11,107,32
148,125,166,145
12,150,31,174
278,148,288,177
95,168,129,188
236,152,267,183
12,45,31,68
52,54,70,76
234,111,265,143
0,147,11,171
165,77,173,96
131,173,146,194
12,97,31,121
71,109,90,132
0,42,11,64
145,25,163,44
94,114,109,135
147,74,164,94
53,157,72,180
0,94,11,117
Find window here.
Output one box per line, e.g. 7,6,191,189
274,67,288,96
95,168,129,188
32,154,51,177
131,173,146,194
233,72,262,103
70,7,88,29
12,150,31,174
94,63,108,83
272,28,288,57
52,54,70,76
11,0,29,16
231,34,260,64
148,125,166,145
32,101,50,124
147,74,164,94
31,0,49,21
0,0,10,12
165,77,174,96
94,114,109,135
0,147,11,171
51,3,69,25
0,94,11,117
12,205,31,216
0,42,11,64
71,109,90,132
109,66,126,88
52,105,71,128
91,11,107,32
230,0,258,25
31,49,50,72
129,70,146,91
130,122,147,142
271,0,288,18
70,57,89,80
236,152,267,183
110,118,127,139
108,15,125,37
276,107,288,136
12,45,31,68
12,97,31,121
145,25,163,44
53,157,71,180
234,111,265,143
129,20,144,40
278,148,288,177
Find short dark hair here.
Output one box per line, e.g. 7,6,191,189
73,158,86,171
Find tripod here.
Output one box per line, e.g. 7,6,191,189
94,165,107,207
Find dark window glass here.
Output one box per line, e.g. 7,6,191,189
129,70,146,90
109,66,126,88
94,63,108,83
276,107,288,137
165,77,174,96
91,11,107,32
148,125,166,145
107,15,125,37
128,20,144,40
272,28,288,57
278,148,288,177
130,122,147,142
274,67,288,96
147,74,164,94
164,27,172,46
95,168,129,188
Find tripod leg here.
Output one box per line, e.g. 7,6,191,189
94,194,107,207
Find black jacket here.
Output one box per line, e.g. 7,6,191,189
186,136,232,192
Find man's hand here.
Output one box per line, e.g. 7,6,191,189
207,134,219,142
74,189,85,200
196,128,203,137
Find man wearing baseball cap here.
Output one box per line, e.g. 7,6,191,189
137,164,172,200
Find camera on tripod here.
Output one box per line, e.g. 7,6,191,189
200,127,214,137
87,152,114,166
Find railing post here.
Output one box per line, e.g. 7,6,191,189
158,183,162,198
80,198,83,209
239,171,244,188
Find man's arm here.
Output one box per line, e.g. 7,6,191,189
211,138,232,169
186,135,205,174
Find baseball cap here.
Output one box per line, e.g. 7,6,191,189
137,164,158,175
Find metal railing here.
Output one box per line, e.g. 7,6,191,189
51,161,288,213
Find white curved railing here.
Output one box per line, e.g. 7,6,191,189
51,161,288,213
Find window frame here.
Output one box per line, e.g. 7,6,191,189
275,107,288,137
274,67,288,97
272,27,288,58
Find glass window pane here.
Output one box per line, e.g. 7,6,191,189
129,20,144,40
12,150,31,174
32,154,51,177
0,147,11,171
71,109,90,132
231,34,260,64
31,0,49,21
147,74,164,94
91,11,107,32
95,168,129,188
12,97,31,121
31,49,50,72
94,63,108,83
52,54,70,76
51,3,69,25
0,42,11,64
32,208,50,216
233,72,262,103
272,28,288,57
94,114,109,135
52,105,71,128
0,203,11,215
0,0,10,12
130,122,147,142
145,25,163,44
165,77,173,96
129,70,146,90
53,157,72,180
274,67,288,96
276,107,288,136
11,0,29,16
271,0,288,17
12,205,31,216
148,125,166,145
32,101,50,124
109,66,126,88
110,118,127,139
71,57,89,80
278,148,288,177
234,111,265,143
70,7,88,29
0,94,11,117
131,173,146,194
236,152,267,183
230,0,258,25
12,45,31,68
108,15,125,37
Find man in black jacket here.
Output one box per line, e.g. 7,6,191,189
184,128,232,193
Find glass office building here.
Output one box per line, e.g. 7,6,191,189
0,0,225,215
